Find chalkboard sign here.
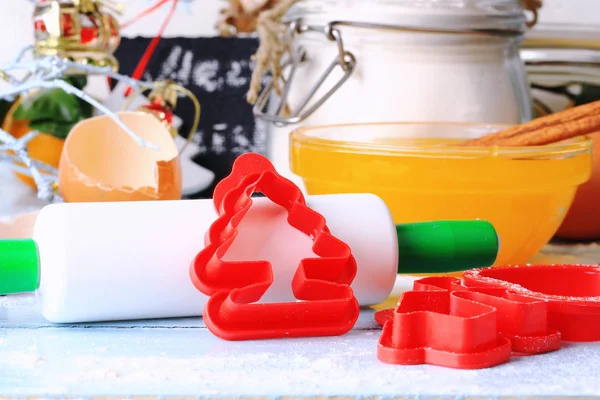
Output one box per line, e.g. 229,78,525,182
113,36,267,198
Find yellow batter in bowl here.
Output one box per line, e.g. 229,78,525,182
290,122,592,268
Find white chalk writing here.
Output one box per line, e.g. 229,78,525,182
142,47,257,93
157,46,183,81
193,60,220,92
226,60,249,88
212,132,226,154
178,50,194,85
132,39,268,157
232,125,253,153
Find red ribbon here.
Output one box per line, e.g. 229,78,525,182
111,0,179,96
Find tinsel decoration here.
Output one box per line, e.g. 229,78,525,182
0,56,163,202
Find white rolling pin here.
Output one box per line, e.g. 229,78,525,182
0,194,399,323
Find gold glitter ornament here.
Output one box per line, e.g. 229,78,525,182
33,0,124,72
131,80,202,153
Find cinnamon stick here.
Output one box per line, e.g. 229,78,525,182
461,100,600,147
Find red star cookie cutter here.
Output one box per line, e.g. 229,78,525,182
190,153,360,341
463,264,600,342
375,275,561,369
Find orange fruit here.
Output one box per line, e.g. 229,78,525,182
555,131,600,240
2,97,65,189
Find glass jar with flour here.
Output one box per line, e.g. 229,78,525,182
253,0,534,184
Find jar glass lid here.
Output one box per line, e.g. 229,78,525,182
287,0,528,34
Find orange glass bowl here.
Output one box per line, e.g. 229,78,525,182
290,122,592,268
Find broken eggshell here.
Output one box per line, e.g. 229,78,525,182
58,111,182,202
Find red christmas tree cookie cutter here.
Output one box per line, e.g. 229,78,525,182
190,153,360,341
375,276,561,369
463,264,600,342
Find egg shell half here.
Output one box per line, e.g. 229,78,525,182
58,111,182,202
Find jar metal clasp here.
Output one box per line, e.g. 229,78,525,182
253,20,357,127
253,20,525,126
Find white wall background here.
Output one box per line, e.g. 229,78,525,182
0,0,597,95
1,0,599,65
0,0,598,65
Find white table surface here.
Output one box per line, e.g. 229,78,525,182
2,292,600,398
2,167,600,398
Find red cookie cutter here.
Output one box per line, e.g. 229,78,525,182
376,286,513,369
375,276,561,369
190,153,360,341
415,277,560,355
463,264,600,342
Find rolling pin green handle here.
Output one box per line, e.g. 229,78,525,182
396,220,500,274
0,239,40,295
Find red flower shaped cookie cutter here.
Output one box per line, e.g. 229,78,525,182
375,276,561,369
463,264,600,342
190,153,360,341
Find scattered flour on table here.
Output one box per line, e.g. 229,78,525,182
30,341,600,396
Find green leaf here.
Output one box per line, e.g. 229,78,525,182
10,75,92,139
65,75,88,91
77,96,94,119
14,88,84,123
28,120,75,139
